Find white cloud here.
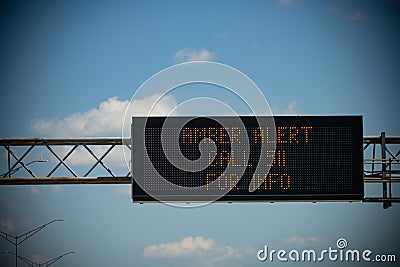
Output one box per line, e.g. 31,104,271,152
30,94,177,170
283,101,297,114
32,97,125,137
143,236,248,267
277,0,296,7
272,101,298,115
143,236,215,258
174,48,216,62
282,235,323,245
348,11,373,21
0,219,14,232
32,94,177,137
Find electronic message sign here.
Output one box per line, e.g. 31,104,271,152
132,116,363,203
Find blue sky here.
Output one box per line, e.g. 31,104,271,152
1,0,400,266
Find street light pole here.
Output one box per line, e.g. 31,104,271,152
1,158,48,178
2,251,75,267
0,219,65,267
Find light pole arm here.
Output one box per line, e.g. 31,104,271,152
16,219,64,245
16,255,35,267
41,251,75,267
0,230,16,245
1,251,35,266
1,251,75,267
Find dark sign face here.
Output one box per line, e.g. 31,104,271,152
132,116,363,203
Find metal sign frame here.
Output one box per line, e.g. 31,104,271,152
131,116,364,203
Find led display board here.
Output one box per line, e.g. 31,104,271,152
132,116,363,202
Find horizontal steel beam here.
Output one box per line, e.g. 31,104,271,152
364,136,400,144
0,137,130,146
364,177,400,182
0,177,131,185
363,198,400,203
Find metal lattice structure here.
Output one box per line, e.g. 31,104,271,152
0,134,399,208
363,133,400,208
0,138,131,184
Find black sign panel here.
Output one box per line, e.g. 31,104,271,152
132,116,363,202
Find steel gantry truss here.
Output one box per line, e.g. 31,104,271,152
0,134,399,208
0,138,131,184
363,133,400,208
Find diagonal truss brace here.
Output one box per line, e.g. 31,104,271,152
83,144,115,177
46,144,79,177
3,145,35,177
0,138,131,179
